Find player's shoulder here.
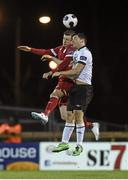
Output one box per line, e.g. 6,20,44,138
80,47,92,56
66,44,75,54
54,45,63,50
67,44,75,51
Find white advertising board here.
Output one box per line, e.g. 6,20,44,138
39,142,128,170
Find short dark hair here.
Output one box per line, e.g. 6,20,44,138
63,30,76,36
77,33,87,42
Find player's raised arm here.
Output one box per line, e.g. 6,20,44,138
17,46,52,56
18,45,62,57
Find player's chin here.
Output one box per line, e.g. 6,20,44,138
63,43,69,47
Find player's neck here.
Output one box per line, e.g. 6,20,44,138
78,45,86,50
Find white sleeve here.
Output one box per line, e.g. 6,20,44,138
78,51,88,64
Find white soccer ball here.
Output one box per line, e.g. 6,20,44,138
63,14,78,29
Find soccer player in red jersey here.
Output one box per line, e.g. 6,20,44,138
18,30,99,140
18,30,76,122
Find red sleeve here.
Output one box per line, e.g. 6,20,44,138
30,48,53,56
30,45,61,56
52,56,72,73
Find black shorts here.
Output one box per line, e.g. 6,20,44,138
67,84,93,112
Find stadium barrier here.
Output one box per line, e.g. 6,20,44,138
0,131,128,141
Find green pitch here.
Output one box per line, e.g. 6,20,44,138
0,170,128,179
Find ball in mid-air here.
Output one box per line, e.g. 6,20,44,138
63,14,78,28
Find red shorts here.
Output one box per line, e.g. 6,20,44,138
58,96,68,106
55,79,74,95
55,78,74,106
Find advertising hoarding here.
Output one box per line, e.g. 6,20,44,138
0,143,39,170
40,142,128,170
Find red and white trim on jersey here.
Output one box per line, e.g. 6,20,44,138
50,49,57,57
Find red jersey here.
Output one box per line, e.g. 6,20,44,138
31,45,74,64
31,44,75,81
31,45,74,60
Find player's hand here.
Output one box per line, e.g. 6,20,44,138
41,54,52,61
42,72,52,79
52,72,61,78
17,46,31,52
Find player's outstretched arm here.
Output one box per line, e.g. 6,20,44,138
17,46,53,56
17,46,31,52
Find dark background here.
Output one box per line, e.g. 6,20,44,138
0,0,127,124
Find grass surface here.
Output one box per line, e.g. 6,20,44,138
0,170,128,179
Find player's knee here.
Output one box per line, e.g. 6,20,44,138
75,110,84,124
50,90,63,98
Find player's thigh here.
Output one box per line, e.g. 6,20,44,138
59,105,67,121
50,88,64,98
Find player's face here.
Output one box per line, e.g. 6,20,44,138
72,35,83,49
62,35,72,46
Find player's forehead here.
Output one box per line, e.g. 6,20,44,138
63,34,72,40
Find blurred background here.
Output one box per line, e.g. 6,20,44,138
0,0,128,142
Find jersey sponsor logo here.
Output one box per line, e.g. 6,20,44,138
80,56,87,61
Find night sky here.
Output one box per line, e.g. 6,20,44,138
0,0,127,124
